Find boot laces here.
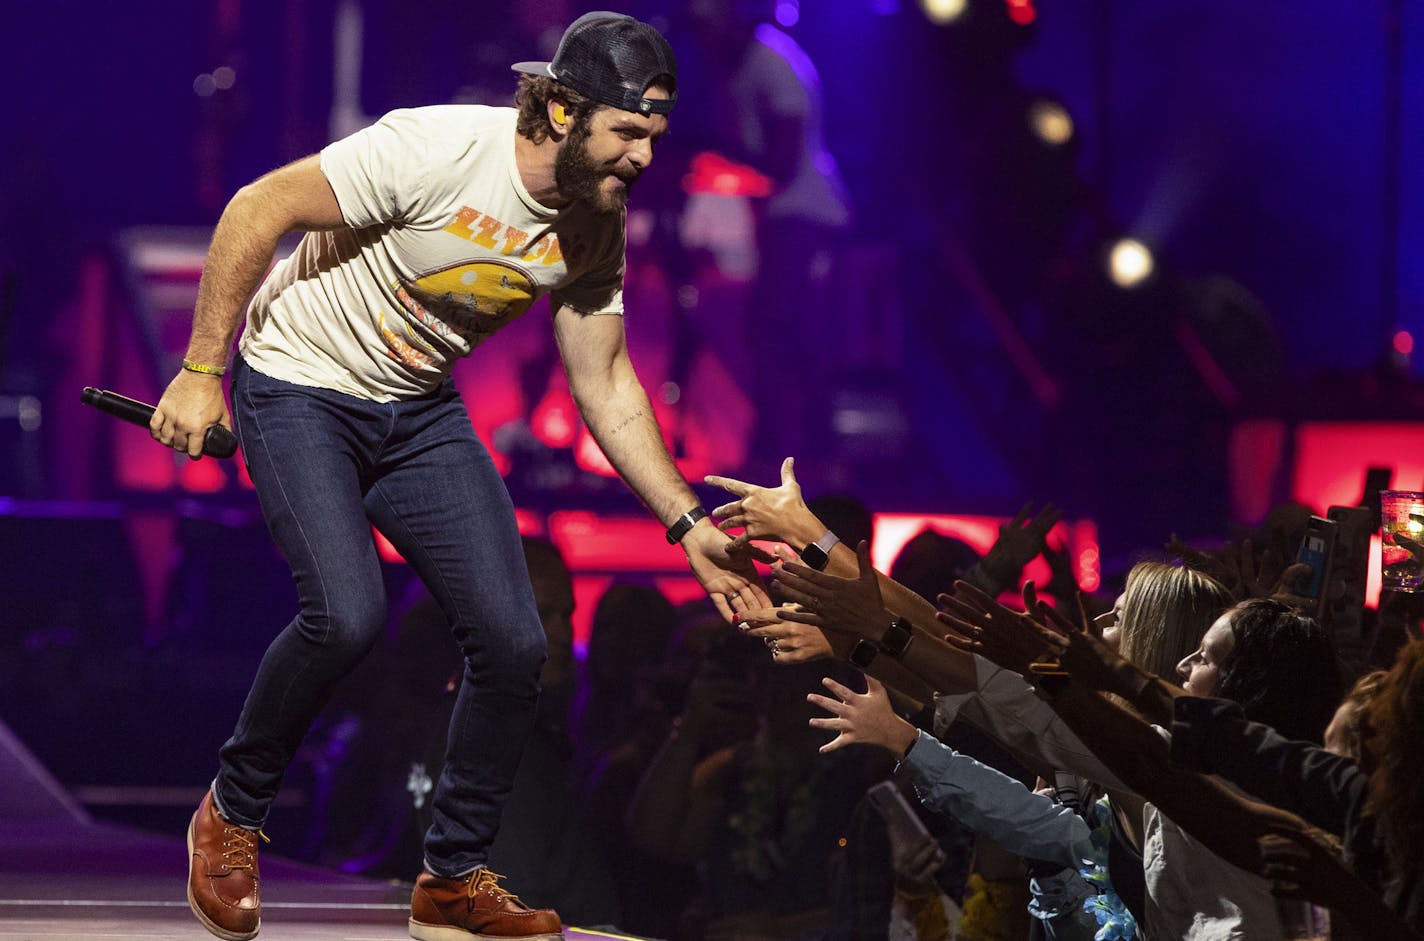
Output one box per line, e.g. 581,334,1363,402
468,869,520,907
221,825,269,871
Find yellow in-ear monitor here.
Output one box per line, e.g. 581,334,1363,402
553,104,567,125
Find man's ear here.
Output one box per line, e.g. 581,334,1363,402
550,100,569,130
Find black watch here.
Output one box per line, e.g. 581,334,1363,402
665,506,708,545
878,617,914,658
849,638,879,669
798,530,841,571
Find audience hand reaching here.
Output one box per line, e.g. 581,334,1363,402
1257,826,1346,905
807,675,918,756
1031,591,1142,695
705,456,818,550
936,581,1058,676
978,502,1061,588
773,540,887,639
737,604,837,662
1040,541,1081,605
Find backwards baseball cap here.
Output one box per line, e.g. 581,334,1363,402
511,11,677,116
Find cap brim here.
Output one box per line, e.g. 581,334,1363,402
511,61,557,78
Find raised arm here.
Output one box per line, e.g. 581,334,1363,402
1042,677,1419,938
1169,697,1365,836
1258,829,1423,940
808,675,1095,870
773,544,976,693
554,308,768,622
152,155,345,458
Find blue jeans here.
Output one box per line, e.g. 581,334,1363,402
213,356,545,877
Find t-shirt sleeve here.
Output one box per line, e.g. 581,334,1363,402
550,225,626,316
319,109,431,230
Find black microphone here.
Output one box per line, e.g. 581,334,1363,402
81,387,238,459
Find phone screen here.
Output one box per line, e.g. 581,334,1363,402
1296,535,1328,598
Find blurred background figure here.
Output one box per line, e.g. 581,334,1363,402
678,0,854,472
628,634,891,940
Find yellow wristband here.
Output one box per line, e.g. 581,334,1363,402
182,359,227,377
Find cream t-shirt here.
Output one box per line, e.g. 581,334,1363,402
240,105,625,400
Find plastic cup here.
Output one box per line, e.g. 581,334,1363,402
1379,490,1424,593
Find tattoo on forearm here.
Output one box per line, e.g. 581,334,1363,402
609,407,647,436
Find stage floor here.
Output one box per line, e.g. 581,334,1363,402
0,817,640,941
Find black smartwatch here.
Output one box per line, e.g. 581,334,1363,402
798,530,841,571
849,638,879,669
665,506,708,545
878,617,914,658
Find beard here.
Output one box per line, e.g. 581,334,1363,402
554,124,632,216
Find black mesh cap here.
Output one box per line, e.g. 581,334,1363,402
512,11,677,116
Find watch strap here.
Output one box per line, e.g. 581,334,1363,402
665,506,708,545
798,530,840,571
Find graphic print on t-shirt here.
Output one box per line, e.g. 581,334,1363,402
385,259,538,369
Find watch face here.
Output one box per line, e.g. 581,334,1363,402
801,543,829,571
849,639,878,669
881,618,913,657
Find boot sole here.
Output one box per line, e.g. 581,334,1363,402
409,918,562,941
186,811,260,941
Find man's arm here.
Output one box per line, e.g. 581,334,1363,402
152,155,345,458
552,306,768,621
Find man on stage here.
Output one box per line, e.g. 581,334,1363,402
152,12,764,940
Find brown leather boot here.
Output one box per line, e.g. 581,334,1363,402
409,869,563,940
186,789,265,940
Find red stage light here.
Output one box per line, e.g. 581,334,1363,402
682,151,774,198
373,527,403,564
1008,2,1036,24
574,427,619,477
530,388,578,449
1393,330,1414,356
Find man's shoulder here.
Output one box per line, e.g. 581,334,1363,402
376,103,515,135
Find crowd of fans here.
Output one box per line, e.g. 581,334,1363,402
296,452,1423,941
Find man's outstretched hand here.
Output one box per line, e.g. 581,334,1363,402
681,517,773,623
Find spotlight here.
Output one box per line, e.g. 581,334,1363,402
1028,100,1073,146
921,0,968,25
1006,0,1037,25
1107,238,1154,289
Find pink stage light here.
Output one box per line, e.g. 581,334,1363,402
1291,423,1424,513
871,512,1099,599
530,388,578,449
681,151,773,198
573,427,619,478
